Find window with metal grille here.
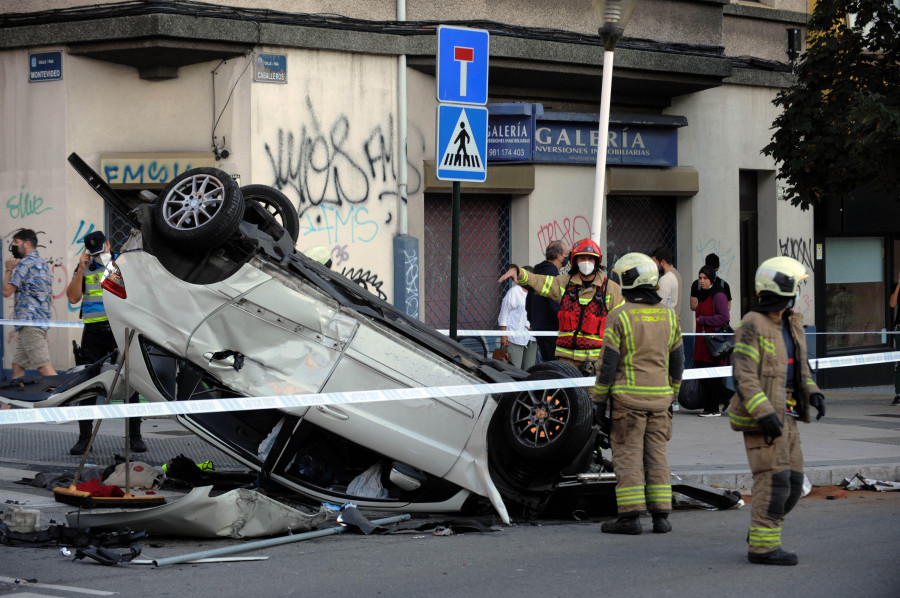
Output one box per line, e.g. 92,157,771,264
606,195,677,280
423,193,511,335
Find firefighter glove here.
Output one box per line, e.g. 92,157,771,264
809,393,826,420
757,413,783,445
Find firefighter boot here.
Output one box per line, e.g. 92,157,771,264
69,420,93,455
748,547,799,566
652,513,672,533
129,418,147,453
601,514,642,535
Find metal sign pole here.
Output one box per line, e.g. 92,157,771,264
450,181,461,340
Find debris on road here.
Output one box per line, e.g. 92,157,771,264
840,473,900,492
65,486,327,538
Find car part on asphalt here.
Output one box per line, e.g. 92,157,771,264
66,486,328,538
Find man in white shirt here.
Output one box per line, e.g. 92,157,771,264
651,247,683,320
498,284,537,370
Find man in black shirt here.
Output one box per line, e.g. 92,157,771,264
526,240,568,361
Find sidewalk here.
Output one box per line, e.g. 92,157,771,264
668,385,900,489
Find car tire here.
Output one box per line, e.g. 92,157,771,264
240,184,300,243
495,360,593,466
153,168,245,252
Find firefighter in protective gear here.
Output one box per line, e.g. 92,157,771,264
589,253,684,534
730,256,825,566
497,238,624,372
65,231,147,455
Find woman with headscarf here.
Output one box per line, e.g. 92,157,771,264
693,265,732,416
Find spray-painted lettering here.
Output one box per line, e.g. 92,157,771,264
7,185,52,219
536,216,591,251
403,248,419,318
341,267,387,300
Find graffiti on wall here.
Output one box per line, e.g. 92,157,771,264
779,236,815,315
340,266,387,300
299,205,379,245
536,215,592,251
264,96,421,223
695,237,736,277
7,185,52,219
263,95,426,306
403,247,419,318
778,237,815,273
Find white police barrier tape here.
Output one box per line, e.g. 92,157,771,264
1,320,894,337
0,319,84,329
1,351,899,426
440,329,900,337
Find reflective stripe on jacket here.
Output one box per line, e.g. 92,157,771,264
730,311,821,431
593,302,683,411
517,267,624,362
82,263,108,324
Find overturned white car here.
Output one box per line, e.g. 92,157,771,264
0,154,738,523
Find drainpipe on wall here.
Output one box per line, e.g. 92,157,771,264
393,0,420,320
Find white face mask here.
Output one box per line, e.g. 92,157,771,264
578,261,595,276
98,252,112,266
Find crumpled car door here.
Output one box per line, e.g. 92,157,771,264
185,277,358,412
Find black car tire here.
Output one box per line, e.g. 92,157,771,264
153,168,245,252
495,360,593,466
240,184,300,243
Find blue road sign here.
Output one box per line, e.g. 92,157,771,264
437,26,489,105
436,104,488,182
29,51,62,82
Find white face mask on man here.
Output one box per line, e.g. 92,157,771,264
97,252,112,266
577,260,595,276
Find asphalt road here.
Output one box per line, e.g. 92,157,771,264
1,490,898,597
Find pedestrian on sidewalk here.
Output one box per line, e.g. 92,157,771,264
889,272,900,406
591,253,684,535
729,256,826,566
693,265,732,417
497,280,537,370
3,229,57,384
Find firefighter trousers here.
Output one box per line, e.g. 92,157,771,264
610,403,673,515
743,415,804,554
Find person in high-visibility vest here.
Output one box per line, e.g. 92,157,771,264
65,231,147,455
498,238,624,374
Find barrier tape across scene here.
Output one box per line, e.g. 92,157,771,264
3,319,898,336
2,348,898,426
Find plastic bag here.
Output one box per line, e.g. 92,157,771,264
677,378,703,411
346,463,388,499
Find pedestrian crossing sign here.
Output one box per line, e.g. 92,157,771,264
436,104,488,182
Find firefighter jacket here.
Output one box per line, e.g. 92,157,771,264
729,310,822,431
516,267,624,362
590,301,684,411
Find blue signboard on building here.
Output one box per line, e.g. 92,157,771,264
29,51,62,82
534,113,680,166
485,107,682,167
254,53,287,84
486,103,543,162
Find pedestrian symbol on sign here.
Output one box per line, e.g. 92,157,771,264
436,103,488,182
440,111,481,171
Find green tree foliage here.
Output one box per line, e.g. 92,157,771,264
762,0,900,210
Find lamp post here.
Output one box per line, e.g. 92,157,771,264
590,0,635,244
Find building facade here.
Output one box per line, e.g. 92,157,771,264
3,0,879,386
